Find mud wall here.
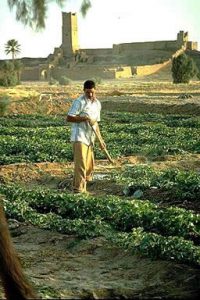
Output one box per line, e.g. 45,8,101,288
52,64,133,80
21,67,40,81
83,48,113,56
135,60,171,76
186,41,198,50
115,67,132,78
113,40,178,55
52,65,114,80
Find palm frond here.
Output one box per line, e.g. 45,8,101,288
80,0,92,17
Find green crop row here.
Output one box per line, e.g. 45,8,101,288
1,184,200,266
0,114,66,127
1,112,200,128
0,112,199,164
1,184,200,241
113,165,200,201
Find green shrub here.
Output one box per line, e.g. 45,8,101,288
91,77,102,85
0,74,18,87
171,53,197,84
197,72,200,80
58,76,72,85
0,61,19,87
0,96,11,116
49,77,58,85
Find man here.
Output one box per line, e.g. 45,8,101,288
67,80,105,194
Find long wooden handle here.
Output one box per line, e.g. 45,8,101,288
91,125,114,164
103,147,115,164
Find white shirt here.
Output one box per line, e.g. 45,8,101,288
67,95,101,146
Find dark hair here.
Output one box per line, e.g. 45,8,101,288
83,80,95,89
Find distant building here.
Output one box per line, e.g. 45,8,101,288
18,12,198,81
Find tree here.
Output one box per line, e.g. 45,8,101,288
13,60,23,83
3,40,22,86
171,53,198,84
0,61,18,87
7,0,92,30
5,39,21,62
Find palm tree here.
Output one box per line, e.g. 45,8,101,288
5,39,21,62
7,0,91,29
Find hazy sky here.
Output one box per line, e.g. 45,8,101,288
0,0,200,60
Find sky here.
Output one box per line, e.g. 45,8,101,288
0,0,200,60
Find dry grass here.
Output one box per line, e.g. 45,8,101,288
0,78,200,114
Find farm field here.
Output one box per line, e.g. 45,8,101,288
0,78,200,299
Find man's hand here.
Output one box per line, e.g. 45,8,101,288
78,113,96,126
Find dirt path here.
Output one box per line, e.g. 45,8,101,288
0,222,199,299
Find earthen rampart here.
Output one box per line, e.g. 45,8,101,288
135,60,171,76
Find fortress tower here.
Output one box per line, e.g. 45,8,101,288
177,30,188,49
61,12,79,57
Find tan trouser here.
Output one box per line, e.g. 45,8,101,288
72,142,94,193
